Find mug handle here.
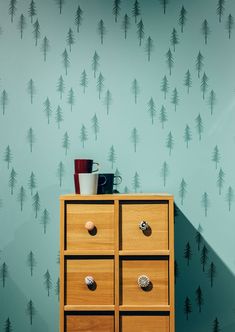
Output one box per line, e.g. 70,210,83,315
113,176,122,186
92,162,99,173
99,175,107,186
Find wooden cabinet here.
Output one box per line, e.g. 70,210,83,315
60,194,174,332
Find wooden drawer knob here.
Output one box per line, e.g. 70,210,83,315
85,221,95,231
84,276,95,286
138,275,150,288
139,220,149,231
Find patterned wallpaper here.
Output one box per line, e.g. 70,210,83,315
0,0,235,331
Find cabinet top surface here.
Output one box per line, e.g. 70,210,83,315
60,193,174,201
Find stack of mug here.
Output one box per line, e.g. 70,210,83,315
74,159,122,195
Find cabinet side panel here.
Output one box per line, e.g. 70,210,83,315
60,200,65,332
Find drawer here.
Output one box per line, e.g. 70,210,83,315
121,258,169,305
65,258,114,305
121,313,169,332
120,201,169,251
66,203,114,251
66,313,114,332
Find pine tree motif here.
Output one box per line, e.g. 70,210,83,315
43,269,52,296
67,28,75,52
171,28,179,51
201,245,209,272
133,172,140,192
18,14,26,39
97,19,106,44
104,90,112,115
122,14,130,39
147,97,156,124
145,36,154,61
184,297,192,320
208,262,216,287
159,105,167,128
184,70,192,94
97,72,104,99
184,125,192,148
195,224,203,251
166,48,174,75
196,51,204,78
27,79,36,104
208,90,216,115
80,70,88,93
62,132,70,155
28,172,36,196
108,145,116,169
67,88,75,111
41,36,50,61
55,0,65,14
195,286,204,312
92,51,100,78
4,145,12,169
225,14,234,39
171,88,179,111
113,0,121,22
195,114,203,140
174,260,179,283
57,75,65,99
9,0,17,23
179,178,187,205
55,106,63,129
166,131,174,155
201,192,209,217
0,262,8,287
57,161,65,187
217,168,225,195
184,242,192,266
55,277,60,301
17,186,26,211
27,251,36,276
33,19,40,46
137,19,144,46
62,49,70,75
32,191,40,218
75,5,83,32
124,186,129,193
43,97,52,124
131,79,140,104
91,114,99,141
1,90,8,115
161,76,169,99
28,0,36,23
212,317,220,332
26,299,36,325
131,128,139,152
179,6,187,32
201,19,210,44
212,145,220,169
9,168,17,195
27,127,35,152
4,317,12,332
217,0,225,23
159,0,169,14
132,0,140,23
225,186,234,211
41,209,49,234
80,125,88,148
161,161,169,187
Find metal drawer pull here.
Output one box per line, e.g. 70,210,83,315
85,276,95,286
139,220,149,231
137,275,150,288
85,221,95,231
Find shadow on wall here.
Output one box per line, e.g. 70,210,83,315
175,205,235,332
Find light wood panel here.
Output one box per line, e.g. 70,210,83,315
66,314,114,332
120,314,169,332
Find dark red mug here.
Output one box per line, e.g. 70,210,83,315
74,173,80,194
74,159,99,174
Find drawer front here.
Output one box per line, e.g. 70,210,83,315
121,259,169,305
66,203,114,250
120,202,169,251
66,314,114,332
66,259,114,305
121,314,169,332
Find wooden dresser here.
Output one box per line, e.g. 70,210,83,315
60,194,174,332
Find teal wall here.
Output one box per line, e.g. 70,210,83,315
0,0,235,331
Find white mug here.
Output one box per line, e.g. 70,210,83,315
78,173,98,195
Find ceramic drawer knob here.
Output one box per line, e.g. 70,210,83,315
138,275,150,288
85,221,95,231
84,276,95,286
139,220,149,231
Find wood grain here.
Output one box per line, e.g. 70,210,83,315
66,314,114,332
120,314,169,332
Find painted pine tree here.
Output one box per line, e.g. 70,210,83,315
55,277,60,301
147,97,156,124
179,6,187,33
166,131,174,155
80,70,88,93
41,209,49,234
132,0,140,23
62,132,70,155
28,0,36,23
225,14,234,39
57,162,65,187
201,72,209,99
55,0,65,14
201,245,209,272
170,28,179,52
195,114,203,140
104,90,112,115
137,19,144,46
26,299,36,325
184,242,192,266
159,105,167,128
41,36,50,61
43,97,52,124
27,127,35,152
196,51,204,78
161,161,169,187
18,14,26,39
62,48,70,75
97,72,104,99
212,317,220,332
184,70,192,93
184,297,192,320
57,75,65,99
131,127,139,152
1,90,8,115
91,114,99,141
55,106,63,129
9,0,17,23
166,48,174,75
108,145,116,169
212,145,220,169
208,262,216,287
27,251,36,276
43,269,52,296
225,186,234,211
80,125,88,148
217,0,225,23
97,19,106,44
0,262,8,287
145,36,154,61
195,286,204,312
133,172,140,192
113,0,121,22
67,28,75,52
9,168,17,195
4,317,12,332
184,125,192,148
33,19,40,46
75,5,83,32
4,145,12,169
195,224,203,251
67,88,75,111
122,14,130,39
161,75,169,99
32,191,40,218
201,20,210,44
132,79,140,104
92,51,100,78
208,90,216,115
171,88,179,111
17,186,26,211
201,192,209,217
179,178,187,205
217,168,225,195
27,79,36,104
28,172,36,196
